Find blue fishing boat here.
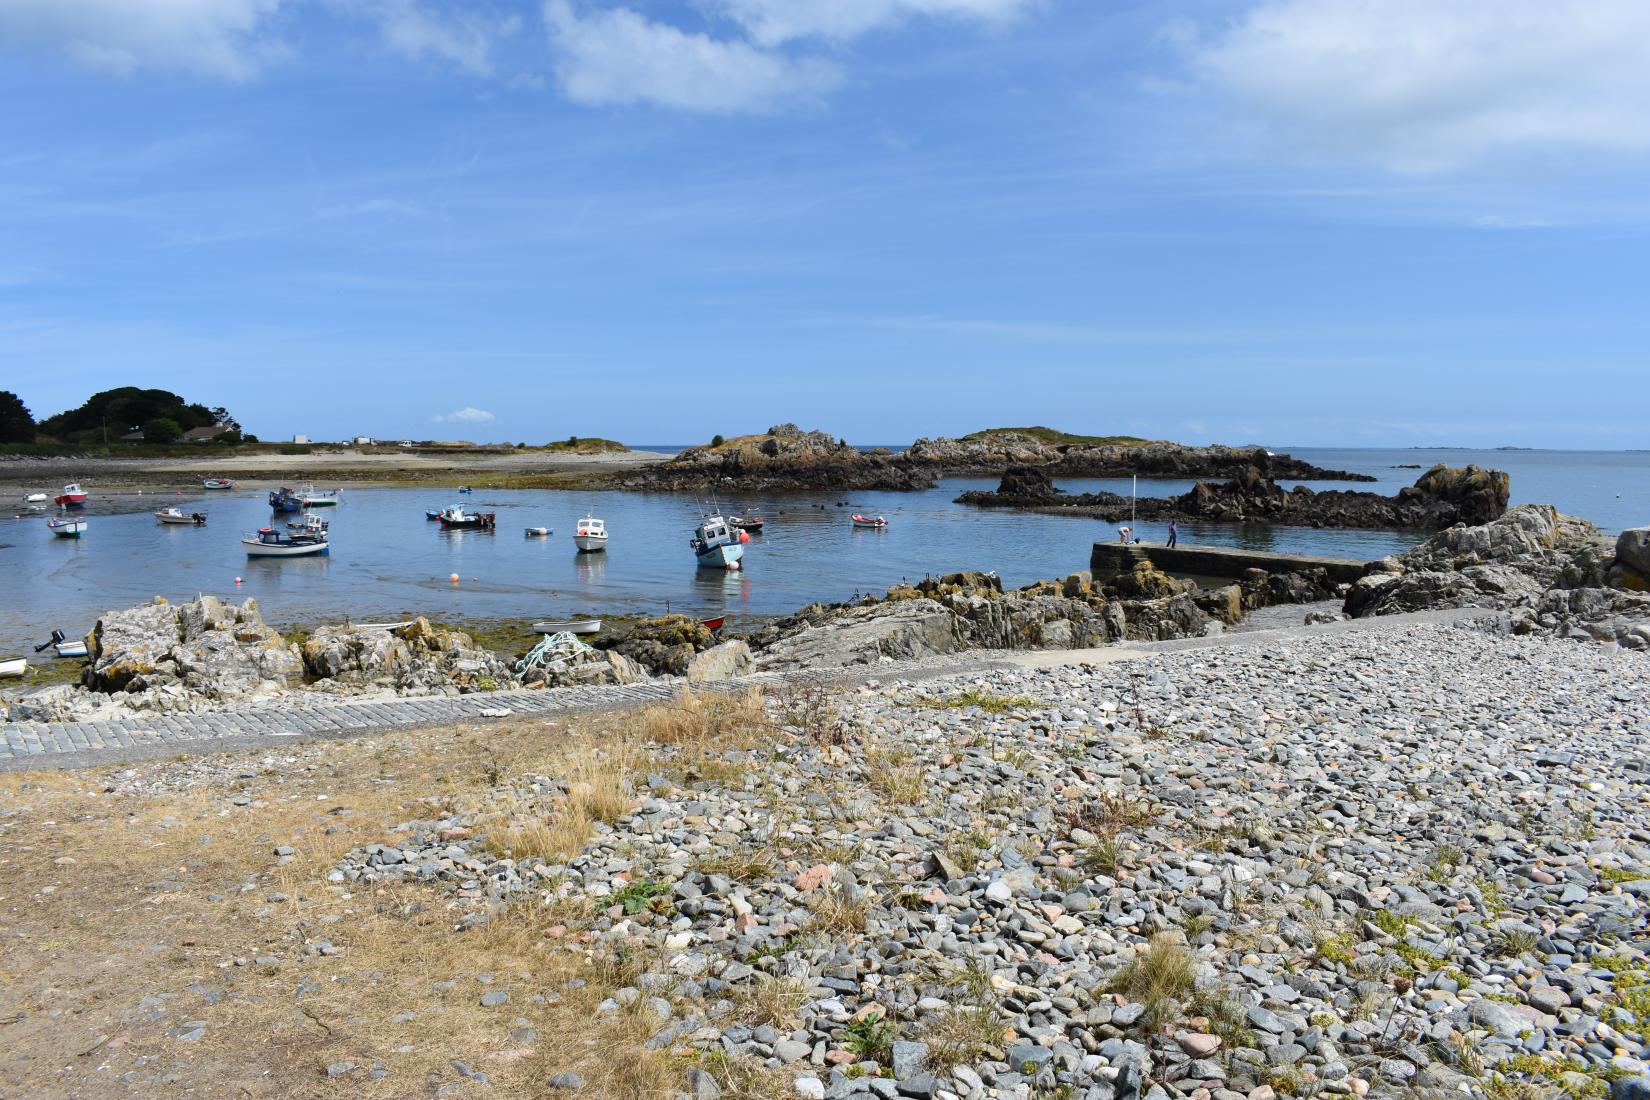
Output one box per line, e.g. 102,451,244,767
269,487,303,513
690,508,744,570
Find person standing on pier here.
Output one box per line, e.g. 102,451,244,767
1167,522,1178,548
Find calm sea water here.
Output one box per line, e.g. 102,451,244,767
1,449,1643,650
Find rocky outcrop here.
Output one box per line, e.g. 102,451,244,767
624,424,933,492
85,595,303,700
626,426,1374,493
960,464,1510,532
908,432,1374,481
748,569,1215,670
1343,505,1650,648
299,618,515,693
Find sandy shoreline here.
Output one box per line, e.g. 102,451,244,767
0,447,668,509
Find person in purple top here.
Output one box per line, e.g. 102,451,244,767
1167,522,1178,547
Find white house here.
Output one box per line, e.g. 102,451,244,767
292,434,310,445
353,436,374,446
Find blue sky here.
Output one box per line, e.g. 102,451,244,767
3,0,1649,448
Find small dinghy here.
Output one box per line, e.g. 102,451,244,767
23,491,47,503
155,507,207,526
730,516,764,532
851,514,888,529
457,486,474,494
574,516,608,552
531,619,602,635
0,657,26,679
425,509,443,520
48,516,87,538
700,615,726,631
55,641,88,659
524,526,552,538
201,478,235,490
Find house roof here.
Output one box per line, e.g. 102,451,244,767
183,425,230,441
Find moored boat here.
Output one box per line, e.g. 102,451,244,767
54,641,88,659
525,526,551,537
531,619,602,635
243,526,330,557
0,657,25,679
201,478,235,490
47,516,87,538
851,513,888,529
730,516,764,532
700,615,726,631
437,505,495,530
691,509,744,570
296,484,340,507
23,492,47,503
573,516,608,552
425,509,443,520
55,483,88,507
287,514,329,535
155,507,207,526
269,487,303,512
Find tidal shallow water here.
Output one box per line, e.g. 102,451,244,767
2,447,1643,651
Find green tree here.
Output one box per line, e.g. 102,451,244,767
42,388,228,443
0,390,34,443
143,417,183,444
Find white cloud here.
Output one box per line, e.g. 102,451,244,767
1187,0,1650,174
0,0,284,79
543,0,840,113
711,0,1035,47
434,406,496,423
348,0,518,75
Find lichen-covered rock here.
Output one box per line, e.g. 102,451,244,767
603,614,719,676
1108,563,1193,601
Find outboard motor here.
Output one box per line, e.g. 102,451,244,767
32,628,66,653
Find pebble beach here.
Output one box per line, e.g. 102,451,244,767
308,617,1650,1099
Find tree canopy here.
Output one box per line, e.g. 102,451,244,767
0,391,34,443
39,388,231,444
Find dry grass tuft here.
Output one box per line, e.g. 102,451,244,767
1109,933,1198,1033
865,745,926,804
736,972,810,1028
809,882,870,934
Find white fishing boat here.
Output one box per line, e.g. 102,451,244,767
242,526,329,557
296,484,340,506
287,514,329,535
155,507,207,526
531,619,602,636
691,508,744,570
0,657,26,679
47,516,87,538
573,516,608,552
